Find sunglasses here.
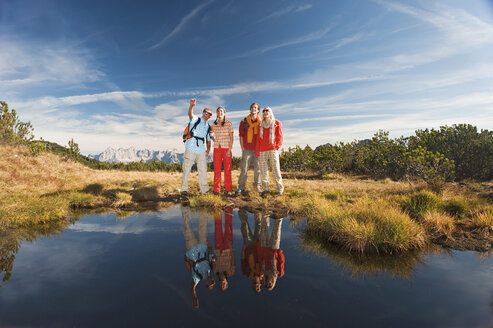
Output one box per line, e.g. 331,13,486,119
262,109,270,113
203,110,213,116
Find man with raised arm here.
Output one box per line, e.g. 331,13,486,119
181,98,213,195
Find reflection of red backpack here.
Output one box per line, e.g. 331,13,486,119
275,249,285,277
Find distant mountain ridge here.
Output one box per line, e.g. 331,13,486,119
89,147,184,164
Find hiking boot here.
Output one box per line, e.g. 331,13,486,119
225,191,234,197
180,190,188,196
261,191,269,198
235,189,243,196
213,191,220,196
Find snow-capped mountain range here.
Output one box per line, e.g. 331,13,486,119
89,147,184,164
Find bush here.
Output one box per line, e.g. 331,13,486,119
352,131,408,179
280,145,315,172
408,124,493,180
29,139,48,155
66,139,80,160
444,198,468,218
402,191,442,218
402,146,455,192
0,101,34,144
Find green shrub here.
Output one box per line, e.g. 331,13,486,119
408,124,493,181
0,101,34,144
402,146,455,191
402,191,442,218
444,198,468,218
29,139,47,155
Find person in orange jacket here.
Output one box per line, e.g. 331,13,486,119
239,209,263,293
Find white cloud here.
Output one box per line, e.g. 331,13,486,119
0,40,104,88
257,3,312,23
149,0,215,50
239,25,334,57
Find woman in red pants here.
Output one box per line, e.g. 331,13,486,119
213,207,235,291
211,106,234,195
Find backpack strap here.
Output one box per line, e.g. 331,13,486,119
189,118,205,147
190,117,202,136
192,253,210,281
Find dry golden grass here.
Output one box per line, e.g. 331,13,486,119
469,209,493,233
0,144,184,195
422,211,455,238
0,144,185,229
304,197,426,254
112,192,133,208
189,193,226,209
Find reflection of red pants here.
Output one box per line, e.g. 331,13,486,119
215,208,233,250
213,145,232,192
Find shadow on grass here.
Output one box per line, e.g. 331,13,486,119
131,186,160,202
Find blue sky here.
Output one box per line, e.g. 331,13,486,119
1,0,493,156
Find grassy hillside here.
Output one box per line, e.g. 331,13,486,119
0,143,183,229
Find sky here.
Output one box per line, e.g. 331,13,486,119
1,0,493,156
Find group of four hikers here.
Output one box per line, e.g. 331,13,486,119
180,99,285,307
180,98,284,197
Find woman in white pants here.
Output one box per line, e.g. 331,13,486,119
255,107,283,196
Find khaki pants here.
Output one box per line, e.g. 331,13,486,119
237,149,260,191
238,209,261,246
258,149,283,193
181,206,208,251
182,149,209,193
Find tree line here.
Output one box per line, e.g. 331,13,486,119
280,125,493,186
1,100,492,183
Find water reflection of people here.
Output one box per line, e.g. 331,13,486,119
181,206,215,308
259,215,285,291
239,209,263,293
213,207,235,291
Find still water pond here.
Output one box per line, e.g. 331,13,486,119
0,206,492,327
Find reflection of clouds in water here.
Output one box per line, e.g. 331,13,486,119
67,208,183,235
425,251,493,300
4,241,105,299
68,222,161,235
